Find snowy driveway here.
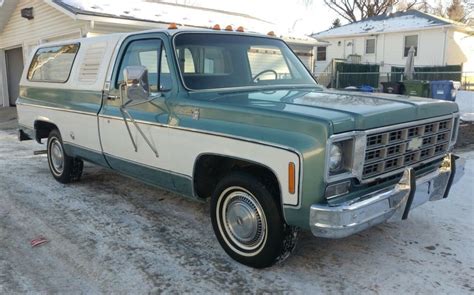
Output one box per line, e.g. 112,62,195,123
0,128,473,293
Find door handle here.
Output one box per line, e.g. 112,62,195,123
107,95,118,100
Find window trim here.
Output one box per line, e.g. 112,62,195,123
403,34,418,57
365,38,376,55
27,43,80,84
113,38,164,91
171,31,318,92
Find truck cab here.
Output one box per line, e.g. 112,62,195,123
17,27,461,268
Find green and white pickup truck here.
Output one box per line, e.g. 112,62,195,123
17,28,461,268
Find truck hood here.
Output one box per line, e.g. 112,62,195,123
207,88,459,133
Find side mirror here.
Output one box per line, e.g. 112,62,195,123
123,65,149,101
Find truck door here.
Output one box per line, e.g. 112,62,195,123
98,34,177,187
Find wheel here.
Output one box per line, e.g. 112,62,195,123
210,172,298,268
47,129,83,184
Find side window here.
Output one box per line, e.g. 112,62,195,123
177,48,196,73
27,44,79,82
176,46,231,74
247,46,292,80
117,39,172,92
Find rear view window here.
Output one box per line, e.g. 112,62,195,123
27,44,79,82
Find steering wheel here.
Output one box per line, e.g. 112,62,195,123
252,69,278,82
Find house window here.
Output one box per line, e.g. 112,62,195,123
365,39,375,54
404,35,418,57
316,46,326,61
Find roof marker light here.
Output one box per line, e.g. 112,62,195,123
267,31,276,37
225,25,233,31
168,23,178,29
212,24,221,30
236,26,244,32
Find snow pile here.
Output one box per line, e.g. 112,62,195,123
314,12,442,37
456,90,474,122
60,0,274,34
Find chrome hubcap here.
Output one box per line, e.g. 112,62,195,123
222,190,266,251
50,139,64,174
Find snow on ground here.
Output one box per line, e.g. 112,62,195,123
456,90,474,122
0,123,473,293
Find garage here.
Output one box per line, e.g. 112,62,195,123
5,47,24,106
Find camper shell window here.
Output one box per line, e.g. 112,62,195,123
27,44,80,83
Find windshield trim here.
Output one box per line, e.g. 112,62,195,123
171,31,318,92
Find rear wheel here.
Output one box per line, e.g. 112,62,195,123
47,129,83,183
210,172,298,268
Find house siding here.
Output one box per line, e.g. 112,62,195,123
446,30,474,73
315,27,466,75
0,0,89,106
0,0,88,57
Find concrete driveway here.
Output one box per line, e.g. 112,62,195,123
0,120,473,293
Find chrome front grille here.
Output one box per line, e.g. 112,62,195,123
362,118,453,179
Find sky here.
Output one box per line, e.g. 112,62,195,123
162,0,340,35
160,0,467,36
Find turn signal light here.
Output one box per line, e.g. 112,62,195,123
168,23,178,29
212,24,221,30
288,162,296,195
225,25,233,31
236,26,244,32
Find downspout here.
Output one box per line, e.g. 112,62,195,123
442,27,448,66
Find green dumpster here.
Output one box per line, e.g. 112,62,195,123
402,80,430,97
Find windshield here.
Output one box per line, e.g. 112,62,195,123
174,33,317,90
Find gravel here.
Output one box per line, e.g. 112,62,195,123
0,122,473,293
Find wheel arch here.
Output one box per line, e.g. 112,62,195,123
34,118,58,143
192,153,284,208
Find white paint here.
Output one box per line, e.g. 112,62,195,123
16,104,102,152
99,116,301,206
16,102,301,206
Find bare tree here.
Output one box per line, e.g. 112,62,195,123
331,18,342,28
323,0,419,22
447,0,466,22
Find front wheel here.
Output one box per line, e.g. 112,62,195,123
47,129,83,183
210,172,298,268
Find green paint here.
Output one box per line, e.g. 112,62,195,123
106,154,194,198
63,143,109,167
20,31,460,230
18,86,103,114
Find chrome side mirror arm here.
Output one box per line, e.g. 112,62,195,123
119,67,160,158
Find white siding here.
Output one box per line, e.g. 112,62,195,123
0,0,89,106
446,30,474,73
0,0,88,58
315,27,462,75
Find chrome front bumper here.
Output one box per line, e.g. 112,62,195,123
310,154,462,239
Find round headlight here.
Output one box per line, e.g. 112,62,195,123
329,144,342,171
